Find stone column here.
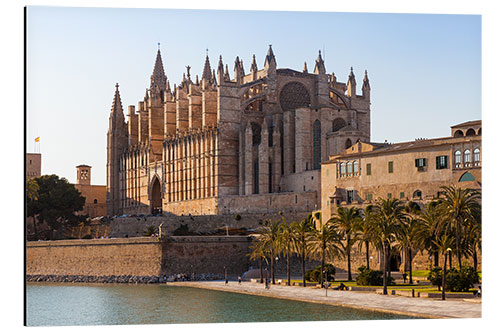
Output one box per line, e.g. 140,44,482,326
244,123,253,195
259,124,269,194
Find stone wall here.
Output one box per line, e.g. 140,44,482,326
27,238,163,277
26,236,253,280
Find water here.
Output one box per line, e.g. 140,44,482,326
26,283,417,326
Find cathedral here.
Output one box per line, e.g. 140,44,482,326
106,46,371,216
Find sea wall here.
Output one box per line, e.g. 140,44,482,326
26,236,253,282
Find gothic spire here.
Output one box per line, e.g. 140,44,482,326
202,54,212,82
303,61,308,73
348,67,356,85
150,48,167,92
264,44,276,67
251,54,258,73
224,64,230,81
111,83,123,114
363,70,370,87
314,50,325,75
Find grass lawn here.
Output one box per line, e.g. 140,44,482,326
410,270,430,278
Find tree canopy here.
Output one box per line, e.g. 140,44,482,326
27,175,86,239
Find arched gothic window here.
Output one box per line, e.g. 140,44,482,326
353,161,359,174
345,138,352,149
313,120,321,169
454,150,462,166
464,149,471,165
473,148,480,163
340,162,346,176
347,161,353,174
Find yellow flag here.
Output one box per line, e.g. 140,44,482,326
34,137,40,142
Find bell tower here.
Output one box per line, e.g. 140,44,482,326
76,165,91,185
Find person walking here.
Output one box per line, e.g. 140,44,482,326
238,276,242,285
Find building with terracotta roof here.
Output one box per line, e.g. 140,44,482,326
320,121,481,221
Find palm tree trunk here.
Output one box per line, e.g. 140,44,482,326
259,257,263,283
301,245,306,287
271,254,275,285
456,227,462,270
320,246,325,287
387,244,391,281
408,248,413,284
442,254,448,301
347,235,352,281
473,247,478,272
365,241,370,270
286,250,291,286
383,242,388,295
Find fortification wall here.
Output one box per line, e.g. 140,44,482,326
109,209,313,238
27,238,162,277
26,236,253,281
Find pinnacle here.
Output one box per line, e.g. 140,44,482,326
151,48,167,92
202,54,212,81
111,83,123,114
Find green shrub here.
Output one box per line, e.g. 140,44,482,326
143,225,157,236
305,264,336,282
427,266,479,292
427,267,443,289
446,266,479,292
173,224,189,236
356,267,394,286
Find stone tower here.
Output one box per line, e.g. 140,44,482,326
106,83,128,216
76,165,91,185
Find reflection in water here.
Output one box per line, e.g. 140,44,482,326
27,283,417,326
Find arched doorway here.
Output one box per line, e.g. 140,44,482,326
390,253,401,272
151,177,162,214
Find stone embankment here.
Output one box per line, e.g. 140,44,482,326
26,273,224,284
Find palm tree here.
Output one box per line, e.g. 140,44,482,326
397,201,421,284
257,219,281,284
291,216,314,287
310,213,343,286
356,206,375,270
437,185,481,269
370,198,405,295
277,213,294,286
248,240,267,283
433,232,455,300
329,206,361,281
415,201,443,269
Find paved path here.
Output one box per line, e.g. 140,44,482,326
168,281,481,319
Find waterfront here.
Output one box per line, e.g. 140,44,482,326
26,283,417,326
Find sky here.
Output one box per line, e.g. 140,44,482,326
26,6,481,185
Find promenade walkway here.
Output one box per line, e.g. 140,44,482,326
168,281,481,319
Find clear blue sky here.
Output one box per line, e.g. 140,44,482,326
26,6,481,185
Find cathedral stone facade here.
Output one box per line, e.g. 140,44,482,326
106,46,371,216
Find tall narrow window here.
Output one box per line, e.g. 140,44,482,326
388,161,393,173
454,150,462,167
347,161,353,175
253,161,259,194
347,190,354,204
473,148,480,165
340,162,346,177
353,161,359,175
366,163,372,176
436,155,448,169
313,120,321,169
464,149,471,166
268,163,273,193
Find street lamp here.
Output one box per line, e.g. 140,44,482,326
324,270,329,297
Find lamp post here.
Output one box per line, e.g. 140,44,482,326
274,256,279,285
324,270,329,297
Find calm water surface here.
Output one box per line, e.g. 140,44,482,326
26,283,417,326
